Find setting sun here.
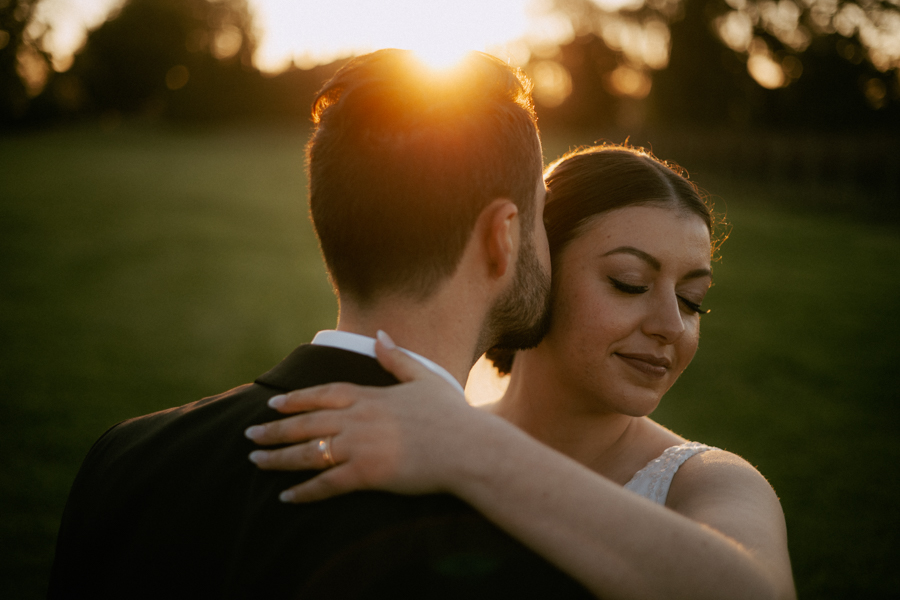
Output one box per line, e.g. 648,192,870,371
35,0,547,73
410,45,472,71
250,0,536,72
26,0,584,113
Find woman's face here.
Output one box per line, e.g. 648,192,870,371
540,204,712,416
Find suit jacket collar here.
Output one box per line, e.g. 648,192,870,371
254,344,400,392
311,330,465,394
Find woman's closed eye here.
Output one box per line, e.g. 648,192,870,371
610,277,709,315
608,277,647,295
677,296,709,315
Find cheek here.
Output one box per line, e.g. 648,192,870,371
546,280,593,346
551,282,631,351
676,320,701,371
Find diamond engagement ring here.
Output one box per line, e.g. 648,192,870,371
316,437,336,468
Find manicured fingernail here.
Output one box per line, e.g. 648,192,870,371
376,330,396,350
245,425,264,440
268,394,286,408
248,450,267,464
279,490,294,503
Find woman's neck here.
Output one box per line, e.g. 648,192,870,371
490,347,648,483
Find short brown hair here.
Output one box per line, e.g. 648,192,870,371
307,49,542,304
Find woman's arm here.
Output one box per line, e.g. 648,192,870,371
451,433,795,600
246,337,795,600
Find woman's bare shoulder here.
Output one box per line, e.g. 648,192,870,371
668,449,777,507
667,448,793,594
665,448,788,549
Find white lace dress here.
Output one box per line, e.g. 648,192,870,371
623,441,719,506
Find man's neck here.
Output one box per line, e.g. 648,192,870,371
336,289,486,389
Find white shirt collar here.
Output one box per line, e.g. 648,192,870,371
310,330,465,395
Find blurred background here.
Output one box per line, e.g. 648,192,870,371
1,0,898,597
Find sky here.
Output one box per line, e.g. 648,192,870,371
32,0,577,73
32,0,896,100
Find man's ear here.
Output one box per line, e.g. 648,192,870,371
480,199,519,280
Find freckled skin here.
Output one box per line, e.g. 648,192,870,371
538,205,712,417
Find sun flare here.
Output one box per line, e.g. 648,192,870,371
251,0,535,72
411,45,473,71
34,0,559,76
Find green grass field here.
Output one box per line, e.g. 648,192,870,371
2,123,897,598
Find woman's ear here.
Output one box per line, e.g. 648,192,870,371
481,199,519,280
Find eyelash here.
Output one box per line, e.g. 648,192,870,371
608,277,709,315
679,297,709,315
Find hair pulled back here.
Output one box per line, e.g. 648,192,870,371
487,144,724,374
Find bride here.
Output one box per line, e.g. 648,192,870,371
245,145,796,600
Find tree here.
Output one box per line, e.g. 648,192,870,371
539,0,900,129
0,0,50,125
63,0,257,118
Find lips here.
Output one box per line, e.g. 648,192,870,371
615,353,671,377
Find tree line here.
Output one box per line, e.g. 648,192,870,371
1,0,898,132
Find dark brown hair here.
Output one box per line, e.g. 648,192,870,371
487,144,725,374
307,49,542,304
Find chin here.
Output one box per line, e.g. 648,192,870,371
616,390,664,417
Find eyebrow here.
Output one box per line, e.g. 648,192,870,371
603,246,712,280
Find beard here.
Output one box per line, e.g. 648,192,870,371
481,228,553,355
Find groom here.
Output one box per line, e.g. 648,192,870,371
49,50,588,598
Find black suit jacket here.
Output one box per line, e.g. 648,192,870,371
48,344,591,599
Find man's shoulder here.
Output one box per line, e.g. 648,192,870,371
71,343,401,496
104,343,396,448
96,381,262,454
116,380,266,433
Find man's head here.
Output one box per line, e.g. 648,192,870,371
307,49,544,307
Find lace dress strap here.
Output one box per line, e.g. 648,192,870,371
623,441,719,506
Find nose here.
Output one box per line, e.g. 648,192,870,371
641,291,685,344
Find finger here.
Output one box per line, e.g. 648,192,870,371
244,410,339,445
249,434,342,471
278,465,359,503
374,330,440,384
267,382,359,414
